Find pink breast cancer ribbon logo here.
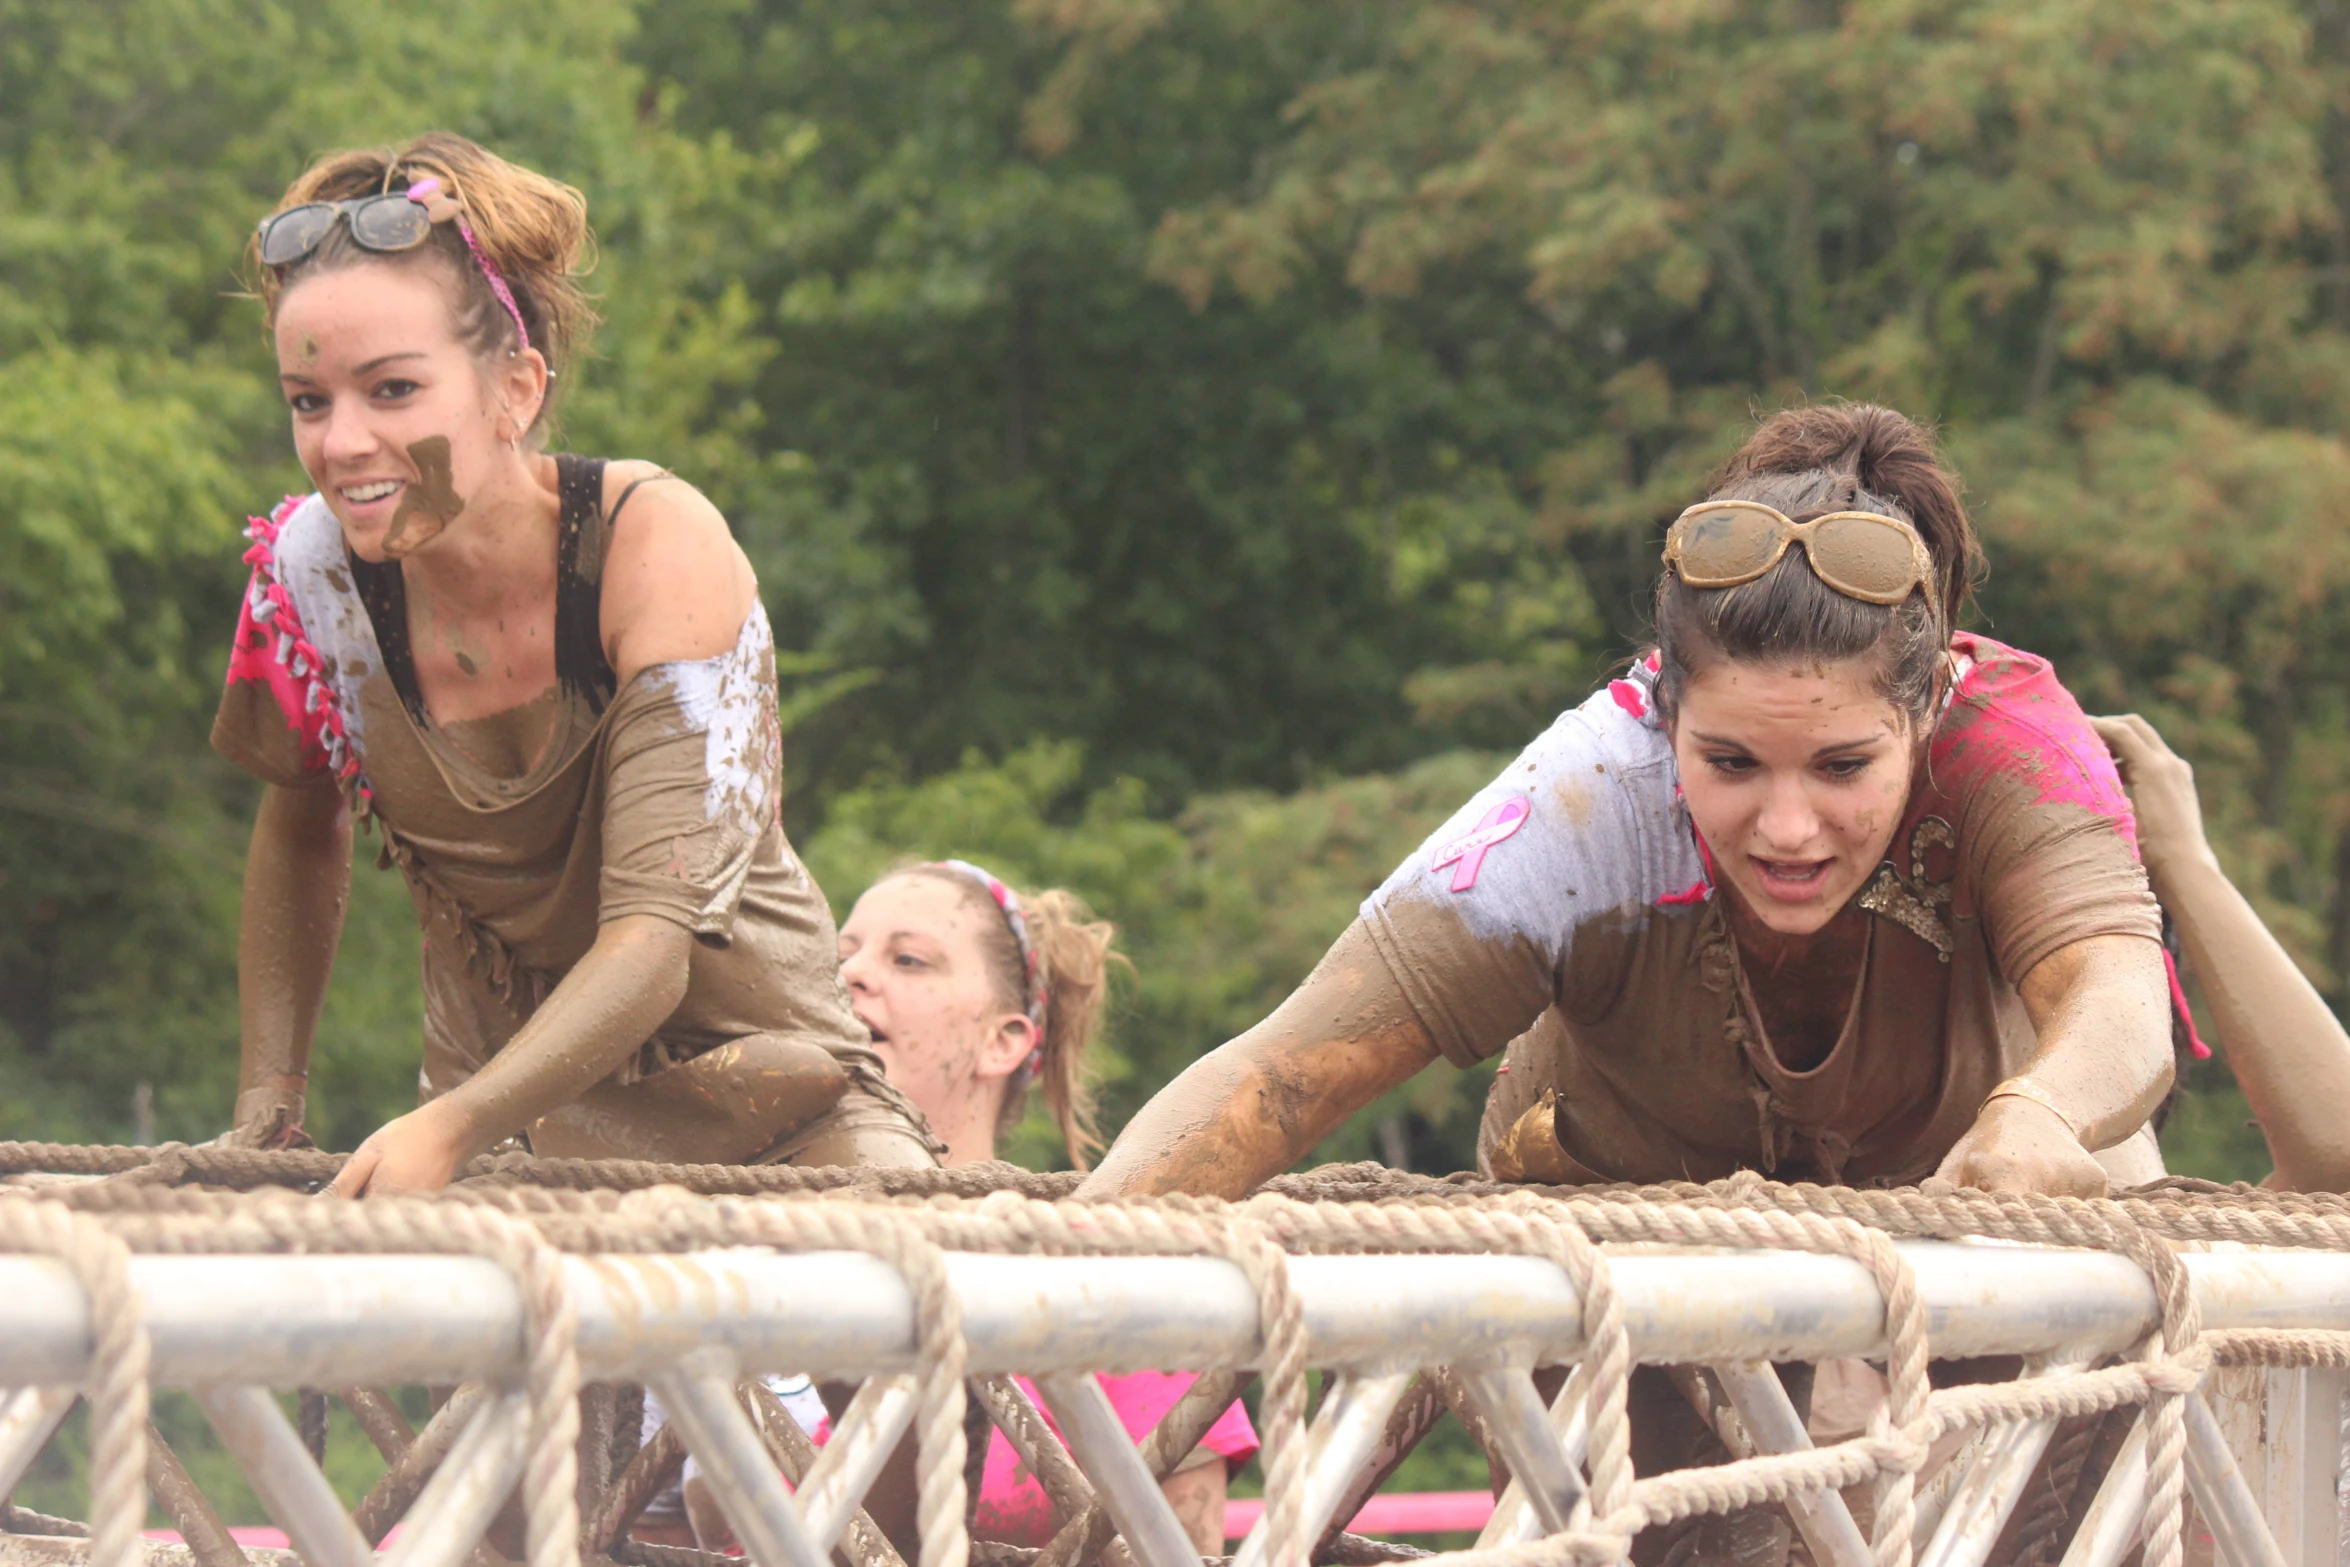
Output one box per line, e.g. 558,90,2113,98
1430,795,1531,893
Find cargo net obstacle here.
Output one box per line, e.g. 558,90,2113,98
1,1147,2348,1567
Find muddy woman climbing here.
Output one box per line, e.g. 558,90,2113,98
213,133,941,1196
1084,404,2185,1204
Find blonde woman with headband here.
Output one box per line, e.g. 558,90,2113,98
213,132,938,1192
835,861,1259,1551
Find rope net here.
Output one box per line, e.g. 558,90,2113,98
3,1142,2347,1567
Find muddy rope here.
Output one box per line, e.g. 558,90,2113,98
8,1146,2350,1567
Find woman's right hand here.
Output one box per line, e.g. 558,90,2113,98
2091,714,2217,881
219,1080,314,1150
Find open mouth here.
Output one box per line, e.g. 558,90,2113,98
337,478,405,508
1750,856,1835,901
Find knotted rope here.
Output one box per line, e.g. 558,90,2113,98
11,1146,2350,1567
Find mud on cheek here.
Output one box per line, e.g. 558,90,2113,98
382,435,467,555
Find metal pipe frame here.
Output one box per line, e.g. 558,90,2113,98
1914,1358,2085,1567
2056,1415,2148,1567
3,1245,2346,1387
1707,1362,1872,1567
2184,1392,2291,1567
1032,1372,1205,1567
1477,1360,1594,1548
0,1241,2341,1567
649,1352,827,1567
195,1386,370,1567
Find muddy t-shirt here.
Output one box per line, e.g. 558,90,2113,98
211,482,879,1101
1360,634,2162,1187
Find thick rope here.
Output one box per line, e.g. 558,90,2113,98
0,1199,149,1567
18,1157,2350,1567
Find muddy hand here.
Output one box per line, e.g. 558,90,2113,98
2091,714,2215,883
1934,1095,2108,1198
328,1098,480,1198
221,1082,313,1150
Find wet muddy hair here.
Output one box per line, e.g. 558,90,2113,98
889,866,1129,1170
249,131,597,435
1652,403,1981,729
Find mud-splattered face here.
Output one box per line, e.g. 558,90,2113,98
1670,657,1918,936
837,874,1032,1140
274,261,519,563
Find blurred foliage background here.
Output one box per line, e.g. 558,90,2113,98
3,0,2335,1206
9,0,2350,1527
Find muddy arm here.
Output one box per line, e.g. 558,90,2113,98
1079,921,1440,1199
229,780,351,1147
332,913,693,1195
2014,932,2175,1151
1935,932,2172,1197
2095,714,2350,1191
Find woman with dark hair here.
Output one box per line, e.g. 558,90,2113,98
213,133,938,1193
1083,403,2177,1203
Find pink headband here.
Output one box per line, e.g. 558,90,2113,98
934,859,1048,1072
404,178,533,357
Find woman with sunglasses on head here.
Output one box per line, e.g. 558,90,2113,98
213,133,939,1194
1083,403,2177,1205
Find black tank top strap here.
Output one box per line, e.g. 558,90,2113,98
348,455,621,724
348,544,425,724
553,453,619,713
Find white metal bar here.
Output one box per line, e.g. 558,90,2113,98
1453,1368,1588,1535
380,1389,527,1567
1711,1362,1873,1567
1033,1372,1200,1567
2260,1368,2349,1567
1231,1371,1413,1567
1915,1360,2083,1567
2055,1415,2147,1567
195,1386,369,1567
1477,1362,1593,1547
1916,1418,2047,1567
0,1388,76,1498
653,1355,827,1567
5,1246,2345,1387
796,1374,917,1552
2186,1392,2291,1567
1911,1422,1996,1547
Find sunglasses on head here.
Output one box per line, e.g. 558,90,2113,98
257,190,441,269
256,177,535,355
1662,499,1936,606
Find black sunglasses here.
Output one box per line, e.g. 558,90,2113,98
257,192,437,269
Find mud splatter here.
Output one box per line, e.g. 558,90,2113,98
300,332,320,362
455,650,478,677
383,436,464,556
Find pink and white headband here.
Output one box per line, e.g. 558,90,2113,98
933,859,1049,1068
404,177,533,358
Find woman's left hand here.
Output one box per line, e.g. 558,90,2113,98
1934,1095,2109,1197
328,1098,482,1198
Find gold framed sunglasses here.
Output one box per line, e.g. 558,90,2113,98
1662,500,1936,606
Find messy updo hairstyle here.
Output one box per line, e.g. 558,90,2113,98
885,867,1129,1170
1652,403,1981,729
247,132,597,435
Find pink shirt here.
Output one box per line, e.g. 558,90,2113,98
979,1372,1259,1547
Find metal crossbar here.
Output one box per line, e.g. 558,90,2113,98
0,1236,2344,1567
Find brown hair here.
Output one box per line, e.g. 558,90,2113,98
1652,403,1982,726
248,132,597,434
890,867,1127,1169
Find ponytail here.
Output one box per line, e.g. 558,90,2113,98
1016,888,1124,1170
